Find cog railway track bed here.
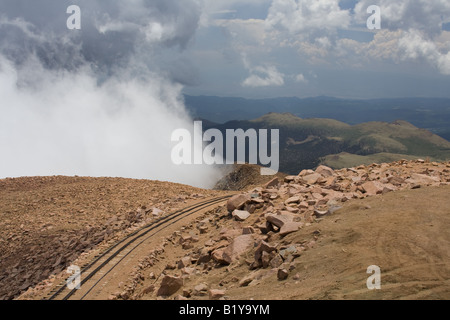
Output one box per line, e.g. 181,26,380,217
45,195,232,300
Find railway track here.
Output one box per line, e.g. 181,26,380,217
44,195,232,300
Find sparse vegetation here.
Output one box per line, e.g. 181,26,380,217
203,113,450,174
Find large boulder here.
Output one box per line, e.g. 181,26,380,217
232,210,251,221
285,196,301,205
315,165,334,177
266,213,303,236
300,173,322,185
212,235,254,265
227,194,250,212
157,275,183,296
209,289,226,300
361,181,384,196
407,173,441,185
279,222,303,236
253,241,277,268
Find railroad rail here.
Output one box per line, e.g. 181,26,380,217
45,195,232,300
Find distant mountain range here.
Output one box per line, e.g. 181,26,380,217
201,113,450,175
184,95,450,141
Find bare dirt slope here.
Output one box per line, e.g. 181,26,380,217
0,176,222,300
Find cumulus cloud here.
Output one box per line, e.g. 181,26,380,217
266,0,351,35
332,29,450,75
0,0,223,188
295,73,308,83
399,29,450,75
242,65,285,87
264,0,450,76
354,0,450,36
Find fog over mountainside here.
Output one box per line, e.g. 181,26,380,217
0,0,221,189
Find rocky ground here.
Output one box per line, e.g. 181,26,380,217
5,159,450,300
0,176,221,300
119,159,449,300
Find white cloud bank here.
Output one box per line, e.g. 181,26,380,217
266,0,351,34
0,56,222,189
0,0,223,189
242,65,285,87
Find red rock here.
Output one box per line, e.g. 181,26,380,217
284,176,297,183
387,176,404,186
198,225,208,234
266,212,302,236
270,254,284,268
181,267,195,276
212,248,231,265
254,241,277,262
299,201,309,209
285,196,301,205
323,176,337,186
239,275,255,287
227,194,250,212
266,213,293,228
408,173,440,185
256,222,272,234
382,183,397,194
177,256,192,269
232,210,251,221
212,235,254,265
361,181,384,196
193,283,209,296
277,268,289,280
313,206,330,217
251,197,265,203
284,206,299,213
263,177,279,189
157,275,183,296
209,289,226,300
315,165,334,177
142,285,155,295
301,173,322,185
299,169,314,176
280,222,303,236
242,226,255,235
219,228,241,241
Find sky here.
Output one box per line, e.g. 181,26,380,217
183,0,450,99
0,0,449,186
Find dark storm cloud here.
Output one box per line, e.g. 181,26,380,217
0,0,201,76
